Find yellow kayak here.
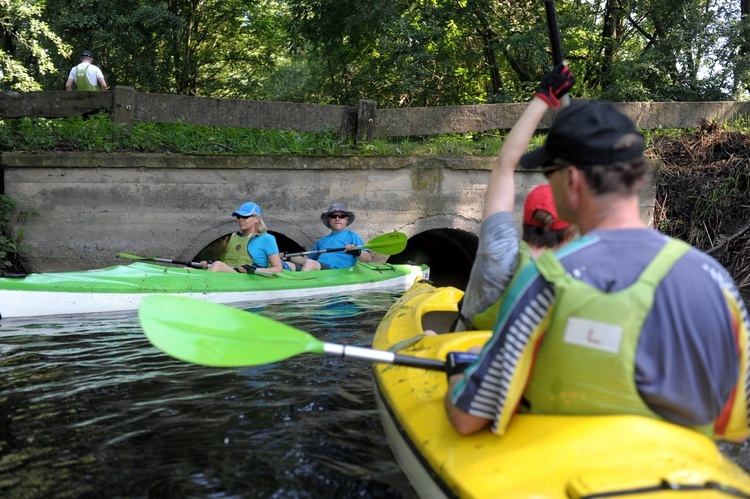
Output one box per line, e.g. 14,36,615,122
372,280,750,498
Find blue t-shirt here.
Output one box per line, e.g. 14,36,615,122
452,228,749,429
310,229,366,269
247,233,280,268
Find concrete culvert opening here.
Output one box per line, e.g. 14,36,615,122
387,228,477,290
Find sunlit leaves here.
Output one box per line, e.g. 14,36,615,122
0,0,70,91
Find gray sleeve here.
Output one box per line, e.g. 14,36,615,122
460,212,519,323
636,252,743,426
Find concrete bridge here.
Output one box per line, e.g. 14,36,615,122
1,152,656,289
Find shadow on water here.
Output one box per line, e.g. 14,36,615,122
0,293,417,499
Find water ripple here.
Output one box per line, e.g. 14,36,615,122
0,292,414,499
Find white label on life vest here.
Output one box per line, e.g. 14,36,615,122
563,317,623,354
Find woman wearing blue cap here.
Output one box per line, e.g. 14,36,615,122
200,201,294,273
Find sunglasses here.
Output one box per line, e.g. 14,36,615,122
543,164,568,178
235,214,257,220
328,213,348,220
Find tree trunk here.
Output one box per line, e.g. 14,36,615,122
742,0,750,56
483,33,503,97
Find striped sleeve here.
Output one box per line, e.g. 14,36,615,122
451,266,555,435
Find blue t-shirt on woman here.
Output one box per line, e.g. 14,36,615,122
247,233,279,268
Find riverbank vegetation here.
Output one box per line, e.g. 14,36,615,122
2,113,750,159
653,123,750,297
0,195,33,274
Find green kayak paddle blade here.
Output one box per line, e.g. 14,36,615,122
139,295,326,367
363,232,407,255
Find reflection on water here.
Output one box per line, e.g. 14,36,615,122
0,293,415,499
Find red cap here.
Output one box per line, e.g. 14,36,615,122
523,184,571,230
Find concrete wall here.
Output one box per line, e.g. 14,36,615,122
1,152,656,272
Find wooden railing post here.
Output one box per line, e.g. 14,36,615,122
112,86,136,137
357,99,377,143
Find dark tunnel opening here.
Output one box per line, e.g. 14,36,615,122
193,228,478,290
386,228,477,290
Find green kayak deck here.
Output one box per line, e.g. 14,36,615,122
0,261,429,319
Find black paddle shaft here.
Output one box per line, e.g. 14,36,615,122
154,258,202,268
392,353,446,371
545,0,570,107
325,343,447,371
545,0,564,66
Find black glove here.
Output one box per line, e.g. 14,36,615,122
346,248,362,257
535,63,575,109
446,351,480,380
238,264,259,274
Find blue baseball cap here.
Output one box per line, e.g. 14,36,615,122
231,201,261,217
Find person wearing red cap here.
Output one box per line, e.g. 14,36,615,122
521,184,574,248
456,183,576,332
445,66,750,443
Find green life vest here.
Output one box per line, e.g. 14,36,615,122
75,63,98,91
222,232,254,267
523,238,713,436
470,241,533,331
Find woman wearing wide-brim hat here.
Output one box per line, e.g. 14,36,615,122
286,202,373,271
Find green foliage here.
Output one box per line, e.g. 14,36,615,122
4,0,750,103
0,195,15,267
727,114,750,132
0,194,37,273
42,0,293,96
1,117,728,159
0,0,71,91
0,116,359,155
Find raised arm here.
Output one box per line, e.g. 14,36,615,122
482,62,574,220
482,98,549,219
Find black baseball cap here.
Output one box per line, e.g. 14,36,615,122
519,100,644,169
81,50,94,58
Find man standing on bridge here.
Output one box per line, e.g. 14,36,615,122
66,50,107,91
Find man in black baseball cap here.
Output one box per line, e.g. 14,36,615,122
66,49,107,91
518,99,648,225
519,100,645,174
445,72,750,442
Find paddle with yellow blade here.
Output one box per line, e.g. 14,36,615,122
138,295,445,371
283,231,407,259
